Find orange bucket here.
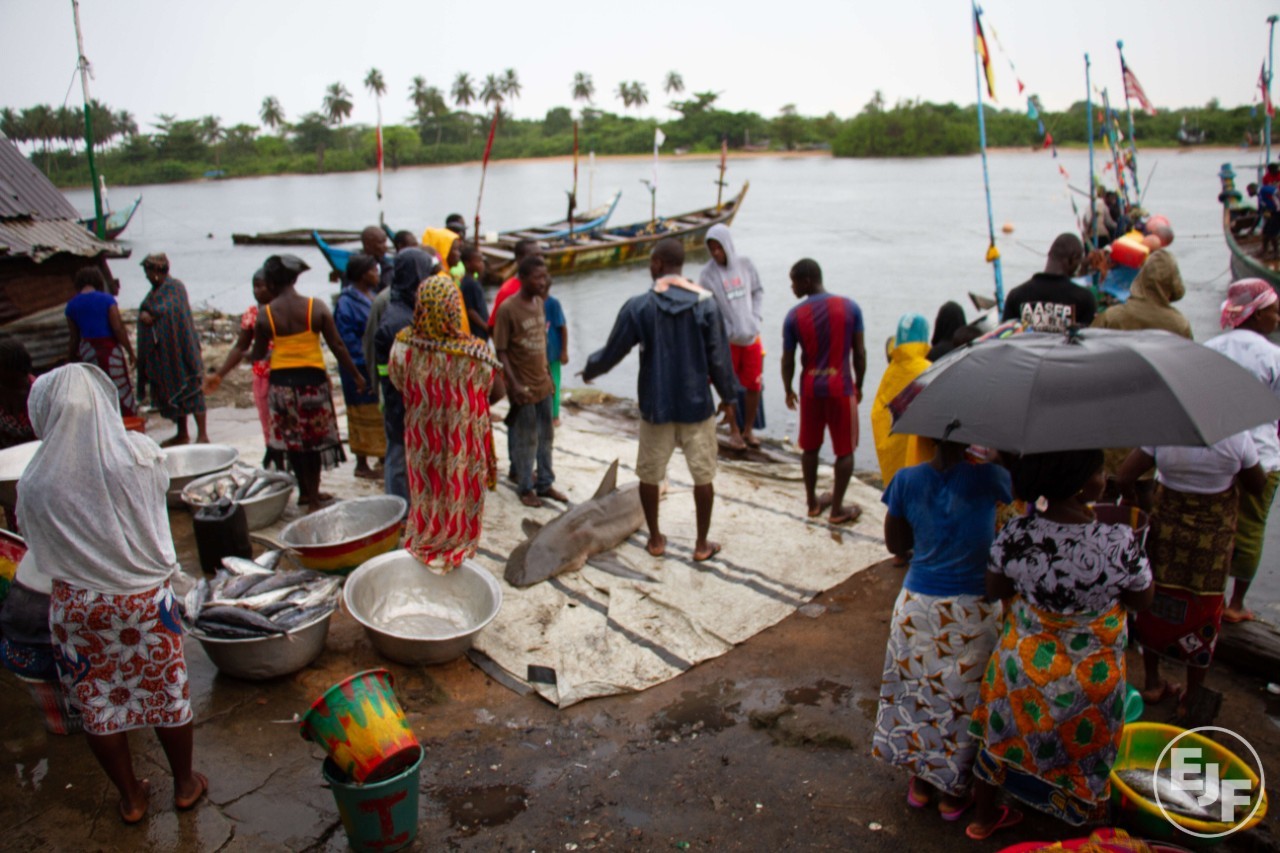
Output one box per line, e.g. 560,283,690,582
300,669,420,783
122,415,146,434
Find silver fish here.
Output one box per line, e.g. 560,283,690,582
504,460,658,588
253,550,284,571
198,605,285,635
207,586,297,610
222,556,272,576
274,604,334,630
1116,769,1221,821
286,578,341,610
247,569,318,596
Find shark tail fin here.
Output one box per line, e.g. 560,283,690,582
591,459,621,501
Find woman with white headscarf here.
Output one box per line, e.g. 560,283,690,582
19,363,205,824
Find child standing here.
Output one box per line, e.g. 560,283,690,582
545,281,568,427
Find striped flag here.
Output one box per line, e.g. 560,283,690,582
1261,63,1274,118
1121,60,1157,116
974,12,996,100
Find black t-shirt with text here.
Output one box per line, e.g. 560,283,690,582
1001,273,1097,332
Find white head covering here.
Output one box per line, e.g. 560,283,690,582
17,363,177,595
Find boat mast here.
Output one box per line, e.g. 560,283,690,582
1100,89,1130,222
567,121,579,242
971,2,1004,311
1116,41,1142,204
1085,53,1095,253
71,0,104,238
1267,15,1278,170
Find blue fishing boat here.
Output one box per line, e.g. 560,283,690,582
78,194,141,241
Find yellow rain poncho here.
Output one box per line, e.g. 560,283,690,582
871,315,933,485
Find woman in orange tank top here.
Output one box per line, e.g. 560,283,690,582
251,254,366,510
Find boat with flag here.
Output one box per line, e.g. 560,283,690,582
77,192,141,241
477,182,749,285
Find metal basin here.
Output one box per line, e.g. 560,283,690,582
0,440,40,506
162,444,238,507
180,467,296,530
278,495,405,574
344,551,503,665
188,608,333,680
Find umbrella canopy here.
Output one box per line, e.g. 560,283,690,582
890,328,1280,454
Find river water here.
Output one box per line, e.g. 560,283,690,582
64,149,1280,616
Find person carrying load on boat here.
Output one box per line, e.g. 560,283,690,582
1000,234,1095,333
135,253,209,446
488,239,542,327
374,248,441,504
1202,280,1280,624
204,269,284,470
251,254,366,511
699,224,764,451
361,230,420,387
66,266,137,418
494,256,567,508
781,258,865,525
581,238,741,563
459,245,491,342
334,253,386,480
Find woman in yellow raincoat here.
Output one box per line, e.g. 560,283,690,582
872,314,933,486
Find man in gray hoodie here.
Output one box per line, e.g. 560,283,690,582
699,224,764,450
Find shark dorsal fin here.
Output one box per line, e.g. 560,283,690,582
591,459,620,501
521,518,544,538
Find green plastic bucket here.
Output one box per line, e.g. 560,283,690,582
323,745,423,853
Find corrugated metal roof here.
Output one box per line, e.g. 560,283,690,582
0,137,80,221
0,218,129,263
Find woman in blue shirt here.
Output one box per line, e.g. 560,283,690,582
65,266,137,416
872,440,1012,822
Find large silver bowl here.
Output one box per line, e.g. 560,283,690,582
278,495,406,574
162,444,239,506
0,440,40,506
180,468,296,530
188,608,333,680
344,551,503,665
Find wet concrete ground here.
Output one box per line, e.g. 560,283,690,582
5,535,1280,851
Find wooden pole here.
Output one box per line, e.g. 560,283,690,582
71,0,104,238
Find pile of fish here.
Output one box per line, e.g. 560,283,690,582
1115,767,1246,822
184,466,295,506
183,551,341,639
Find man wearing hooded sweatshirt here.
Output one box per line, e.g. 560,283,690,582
375,248,439,502
699,224,764,450
582,239,741,563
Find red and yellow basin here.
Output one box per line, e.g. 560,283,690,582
279,496,406,576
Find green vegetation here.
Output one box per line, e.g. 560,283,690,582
0,69,1265,188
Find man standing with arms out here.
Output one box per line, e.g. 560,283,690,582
699,224,764,450
1001,233,1095,332
781,258,865,525
583,239,740,562
494,256,566,508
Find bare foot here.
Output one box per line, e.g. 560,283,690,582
160,435,190,448
693,541,722,562
743,431,761,449
646,533,667,557
1223,607,1256,624
807,492,834,518
195,434,210,445
552,417,562,428
175,771,208,811
120,778,150,825
354,468,381,481
829,505,862,525
726,434,747,451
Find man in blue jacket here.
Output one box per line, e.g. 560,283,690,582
582,238,741,562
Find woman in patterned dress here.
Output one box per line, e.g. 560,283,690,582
873,440,1012,821
136,253,208,446
19,364,206,824
65,266,137,416
388,273,503,568
967,449,1153,840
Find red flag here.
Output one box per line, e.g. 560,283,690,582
1261,63,1275,118
475,105,502,243
1121,60,1157,116
974,13,996,100
1043,131,1054,149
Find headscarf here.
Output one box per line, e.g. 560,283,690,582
390,248,440,308
421,228,460,275
895,313,930,346
931,302,966,346
17,364,177,595
1221,278,1278,329
264,253,310,288
397,274,500,368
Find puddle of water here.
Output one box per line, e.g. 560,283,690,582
856,696,879,723
651,682,739,736
783,680,852,707
440,784,528,831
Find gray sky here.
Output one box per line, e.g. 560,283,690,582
2,0,1277,131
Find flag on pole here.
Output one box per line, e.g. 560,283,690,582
1121,60,1157,116
1261,62,1275,118
974,12,996,100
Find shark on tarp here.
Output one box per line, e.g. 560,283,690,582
504,460,658,588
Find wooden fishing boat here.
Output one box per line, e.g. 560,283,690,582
78,194,141,241
1220,164,1280,290
232,228,362,246
479,182,750,285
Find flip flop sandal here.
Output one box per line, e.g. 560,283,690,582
693,543,723,563
1223,609,1257,624
939,796,974,822
175,772,208,811
906,780,930,809
965,805,1023,840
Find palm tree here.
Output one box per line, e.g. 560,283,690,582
572,72,595,106
500,68,521,101
364,68,386,101
322,82,353,126
0,108,22,144
452,72,476,109
409,76,429,116
200,115,225,167
664,71,684,96
480,74,504,107
425,86,449,146
260,96,285,133
114,109,138,139
615,82,633,109
630,82,649,111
